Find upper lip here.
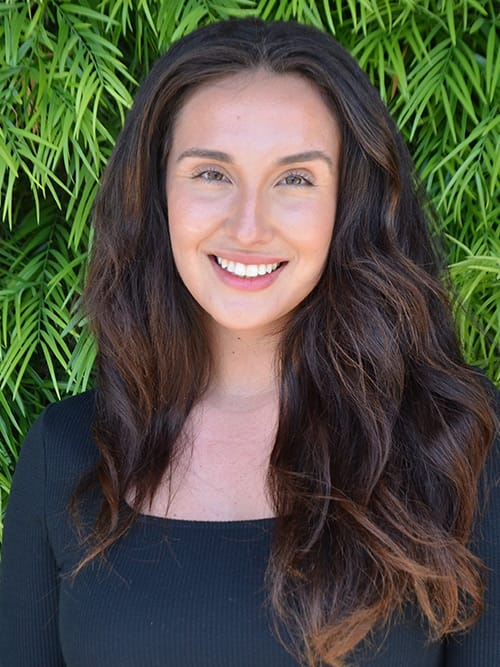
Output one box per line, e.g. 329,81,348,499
210,252,287,265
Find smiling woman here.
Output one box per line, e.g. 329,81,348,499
0,17,498,667
166,70,339,336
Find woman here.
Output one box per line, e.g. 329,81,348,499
0,18,497,667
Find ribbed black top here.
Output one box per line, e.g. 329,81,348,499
0,391,498,666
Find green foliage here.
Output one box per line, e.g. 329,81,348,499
0,0,498,539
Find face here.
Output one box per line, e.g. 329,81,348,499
166,69,341,337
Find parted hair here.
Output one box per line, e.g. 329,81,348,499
78,18,495,667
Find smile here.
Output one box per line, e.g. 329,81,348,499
215,256,282,278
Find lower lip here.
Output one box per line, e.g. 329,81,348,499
211,258,286,291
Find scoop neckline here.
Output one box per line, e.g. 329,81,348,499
136,513,276,528
120,498,276,528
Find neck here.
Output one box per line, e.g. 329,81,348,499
206,325,281,408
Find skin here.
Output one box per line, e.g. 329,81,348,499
154,70,342,520
166,69,340,343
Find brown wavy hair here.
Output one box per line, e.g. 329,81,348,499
78,18,496,666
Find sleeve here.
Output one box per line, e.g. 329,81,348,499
444,434,500,666
0,409,66,666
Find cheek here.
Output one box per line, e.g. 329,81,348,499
167,201,204,250
278,199,335,252
167,187,229,243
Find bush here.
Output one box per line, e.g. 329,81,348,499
1,0,498,540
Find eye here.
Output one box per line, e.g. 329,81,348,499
192,168,230,183
278,171,314,187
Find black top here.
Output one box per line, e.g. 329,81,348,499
0,391,498,666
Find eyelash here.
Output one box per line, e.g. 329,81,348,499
190,167,314,186
279,170,314,187
191,167,229,183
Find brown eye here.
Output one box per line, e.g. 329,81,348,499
194,169,229,183
285,175,304,185
279,172,313,186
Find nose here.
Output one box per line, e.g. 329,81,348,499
225,185,273,245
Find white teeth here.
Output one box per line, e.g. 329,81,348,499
246,265,259,277
234,262,246,277
216,256,280,277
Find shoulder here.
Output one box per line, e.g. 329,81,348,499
469,379,500,576
475,427,500,545
16,390,99,490
43,389,98,471
42,388,97,431
5,391,100,574
480,377,499,502
445,389,500,664
474,372,499,500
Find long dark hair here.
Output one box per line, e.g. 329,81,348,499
78,18,495,667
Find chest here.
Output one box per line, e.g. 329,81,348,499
148,400,278,520
57,519,294,666
54,519,445,667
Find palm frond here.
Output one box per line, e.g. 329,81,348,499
0,0,498,543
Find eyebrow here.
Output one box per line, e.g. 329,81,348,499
176,148,334,171
177,148,232,163
276,150,334,171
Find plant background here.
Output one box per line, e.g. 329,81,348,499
0,0,498,541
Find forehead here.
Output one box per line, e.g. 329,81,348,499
170,69,340,153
